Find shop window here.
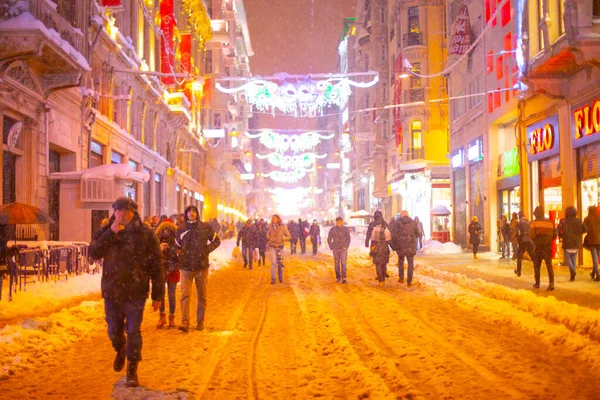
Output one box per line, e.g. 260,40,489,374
501,1,511,27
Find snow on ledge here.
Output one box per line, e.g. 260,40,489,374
0,12,91,71
49,164,150,183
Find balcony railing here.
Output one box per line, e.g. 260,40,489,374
402,32,422,47
34,0,84,54
409,147,424,160
404,88,425,103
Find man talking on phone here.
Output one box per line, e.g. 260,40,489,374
90,196,164,388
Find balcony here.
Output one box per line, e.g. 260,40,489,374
404,88,425,103
210,19,229,44
409,147,424,160
0,0,89,96
402,32,422,48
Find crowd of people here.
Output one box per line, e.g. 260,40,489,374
471,205,600,291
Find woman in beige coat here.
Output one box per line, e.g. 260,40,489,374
266,214,291,284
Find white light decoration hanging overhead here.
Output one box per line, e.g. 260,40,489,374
261,168,312,183
245,130,334,153
256,152,327,170
216,72,379,116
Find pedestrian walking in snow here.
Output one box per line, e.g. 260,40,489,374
298,218,309,254
510,212,519,260
414,216,424,250
267,214,291,284
366,211,392,286
558,206,587,281
288,220,299,254
499,215,511,259
327,217,351,283
583,205,600,281
530,206,557,291
175,205,221,332
392,210,420,286
237,219,257,269
255,218,268,266
309,220,321,255
468,216,482,259
156,218,180,329
515,211,535,278
89,197,164,388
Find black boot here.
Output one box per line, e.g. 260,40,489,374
570,270,576,282
126,360,139,387
113,344,126,372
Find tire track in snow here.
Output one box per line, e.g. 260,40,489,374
194,270,268,398
247,288,271,400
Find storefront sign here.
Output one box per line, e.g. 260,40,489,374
501,147,519,177
467,139,483,162
527,114,560,162
160,0,175,85
451,149,464,169
573,98,600,148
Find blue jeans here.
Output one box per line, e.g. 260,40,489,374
501,239,511,258
159,281,177,315
332,249,347,281
564,251,578,273
268,246,284,283
104,297,146,362
591,246,599,276
242,244,254,268
398,254,415,284
180,269,208,324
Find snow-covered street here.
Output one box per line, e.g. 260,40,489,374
2,240,600,399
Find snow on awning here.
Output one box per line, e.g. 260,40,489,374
49,164,150,183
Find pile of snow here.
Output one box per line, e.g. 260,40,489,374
0,272,101,320
420,240,463,255
0,300,105,378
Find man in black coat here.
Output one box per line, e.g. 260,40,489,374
89,197,164,388
392,210,420,286
175,205,221,332
237,219,257,269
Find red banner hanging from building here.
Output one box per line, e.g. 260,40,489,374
449,5,472,56
179,33,192,101
393,53,403,147
101,0,122,7
160,0,175,85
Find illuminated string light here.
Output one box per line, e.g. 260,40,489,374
216,74,379,116
256,152,326,170
261,168,312,183
245,130,334,153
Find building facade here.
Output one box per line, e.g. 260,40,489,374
0,0,253,242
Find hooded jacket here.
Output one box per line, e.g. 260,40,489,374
365,211,388,248
529,206,557,249
392,215,419,256
156,220,180,283
584,206,600,246
90,213,164,301
516,215,533,245
175,205,221,271
558,207,587,250
288,221,300,240
255,221,268,250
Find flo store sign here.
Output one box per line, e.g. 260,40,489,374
572,98,600,148
527,114,560,162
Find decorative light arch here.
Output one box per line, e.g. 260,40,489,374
261,168,312,183
245,130,335,153
256,152,327,170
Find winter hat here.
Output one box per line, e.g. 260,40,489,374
533,206,544,219
335,217,343,222
400,210,409,218
374,210,383,220
472,216,478,222
565,206,577,218
112,197,138,213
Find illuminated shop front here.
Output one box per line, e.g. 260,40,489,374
468,138,485,237
497,147,521,219
527,114,562,260
451,149,467,245
573,97,600,266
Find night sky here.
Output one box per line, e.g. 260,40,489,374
244,0,356,129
